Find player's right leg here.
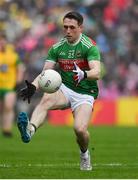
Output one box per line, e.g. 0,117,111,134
17,89,69,143
73,104,93,170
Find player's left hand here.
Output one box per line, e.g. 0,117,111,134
73,62,87,85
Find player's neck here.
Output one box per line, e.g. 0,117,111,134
67,33,82,46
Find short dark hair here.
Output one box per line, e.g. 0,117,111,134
63,11,83,25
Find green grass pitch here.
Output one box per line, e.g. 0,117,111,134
0,124,138,178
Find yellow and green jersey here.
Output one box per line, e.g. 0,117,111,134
46,33,101,99
0,45,21,90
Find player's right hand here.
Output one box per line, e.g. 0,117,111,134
73,62,87,86
19,80,36,104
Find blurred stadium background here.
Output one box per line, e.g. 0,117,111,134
0,0,138,178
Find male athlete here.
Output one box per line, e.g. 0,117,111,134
17,11,101,170
0,33,25,136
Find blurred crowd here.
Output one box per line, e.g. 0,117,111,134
0,0,138,99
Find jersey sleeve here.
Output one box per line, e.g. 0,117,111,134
45,46,57,63
87,45,101,61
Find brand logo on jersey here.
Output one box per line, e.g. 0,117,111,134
59,51,66,56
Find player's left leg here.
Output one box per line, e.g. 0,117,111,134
2,91,16,136
17,89,70,143
73,104,93,170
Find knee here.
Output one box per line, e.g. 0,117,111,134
74,125,87,136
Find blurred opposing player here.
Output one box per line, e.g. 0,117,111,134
17,11,101,170
0,34,25,137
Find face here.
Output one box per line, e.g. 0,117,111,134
63,18,83,43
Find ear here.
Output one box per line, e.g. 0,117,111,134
80,25,83,32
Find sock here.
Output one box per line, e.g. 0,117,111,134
30,123,37,132
27,123,36,137
80,149,89,159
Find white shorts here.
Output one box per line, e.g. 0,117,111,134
60,83,95,111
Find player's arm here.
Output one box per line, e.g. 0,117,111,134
86,45,101,80
19,46,57,103
73,45,101,84
32,61,56,89
20,61,56,104
86,60,101,80
19,61,56,104
31,46,57,89
73,61,101,84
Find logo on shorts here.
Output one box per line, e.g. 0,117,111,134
91,90,95,93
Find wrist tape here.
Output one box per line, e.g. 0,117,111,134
83,71,87,79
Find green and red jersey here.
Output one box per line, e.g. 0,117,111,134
46,33,100,99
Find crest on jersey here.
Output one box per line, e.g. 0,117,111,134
76,51,81,57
